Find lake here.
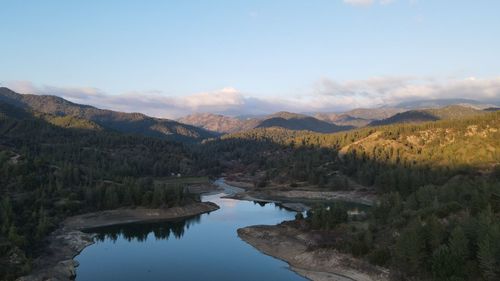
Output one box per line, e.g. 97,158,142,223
74,180,307,281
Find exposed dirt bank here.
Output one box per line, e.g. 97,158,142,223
17,202,219,281
185,182,220,194
223,180,254,189
238,224,389,281
229,189,375,207
223,173,377,207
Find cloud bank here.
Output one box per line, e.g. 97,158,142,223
6,76,500,119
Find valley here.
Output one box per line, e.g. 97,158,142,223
3,2,500,280
0,88,499,281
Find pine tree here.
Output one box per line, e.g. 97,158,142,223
394,221,425,275
0,198,13,235
35,207,50,241
448,226,469,278
104,187,119,209
432,245,454,280
478,236,496,281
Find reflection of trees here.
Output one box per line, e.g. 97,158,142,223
252,201,285,211
88,214,202,243
254,201,267,207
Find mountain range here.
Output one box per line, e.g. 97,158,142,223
1,87,498,139
178,101,497,134
0,87,215,141
368,105,490,126
392,98,498,110
178,111,352,134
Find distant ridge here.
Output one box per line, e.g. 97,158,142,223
178,113,258,134
0,87,215,141
179,111,352,134
394,98,498,110
310,108,405,127
483,107,500,112
369,105,487,126
256,111,352,133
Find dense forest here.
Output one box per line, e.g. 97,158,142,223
0,103,200,279
199,111,500,280
1,92,499,281
0,87,215,142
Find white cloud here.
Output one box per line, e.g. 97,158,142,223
5,76,500,118
313,76,500,108
180,87,244,109
5,81,250,119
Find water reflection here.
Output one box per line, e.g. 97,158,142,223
75,184,309,281
254,201,268,207
86,215,203,242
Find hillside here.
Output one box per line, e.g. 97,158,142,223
199,111,500,280
368,110,439,126
314,113,372,127
369,105,486,126
312,107,404,128
177,113,256,134
394,98,498,109
206,111,499,185
0,87,215,141
179,111,352,134
255,112,350,133
0,101,204,279
342,107,404,120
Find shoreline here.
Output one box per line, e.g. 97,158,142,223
238,224,389,281
219,176,376,208
17,202,219,281
221,177,387,281
18,178,378,281
224,188,375,211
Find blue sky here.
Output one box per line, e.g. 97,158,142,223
1,0,499,117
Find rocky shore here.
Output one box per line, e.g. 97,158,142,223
238,224,389,281
221,175,376,207
17,202,219,281
227,188,375,209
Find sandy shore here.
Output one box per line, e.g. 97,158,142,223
223,178,386,280
65,202,219,230
17,202,219,281
257,189,376,206
220,175,376,208
238,224,389,281
227,189,375,210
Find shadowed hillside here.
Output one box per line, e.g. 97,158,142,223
369,105,486,126
196,111,500,280
0,101,202,279
177,113,257,134
256,112,353,133
0,87,215,142
179,111,352,134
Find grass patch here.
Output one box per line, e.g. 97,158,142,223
154,176,210,185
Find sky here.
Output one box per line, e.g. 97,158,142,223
1,0,500,118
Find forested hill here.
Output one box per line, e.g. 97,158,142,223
255,111,352,133
313,108,405,128
0,87,215,142
178,113,258,134
368,105,487,126
210,111,499,175
0,101,200,279
199,111,500,280
179,111,352,134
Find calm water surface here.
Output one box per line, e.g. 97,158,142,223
75,180,307,281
